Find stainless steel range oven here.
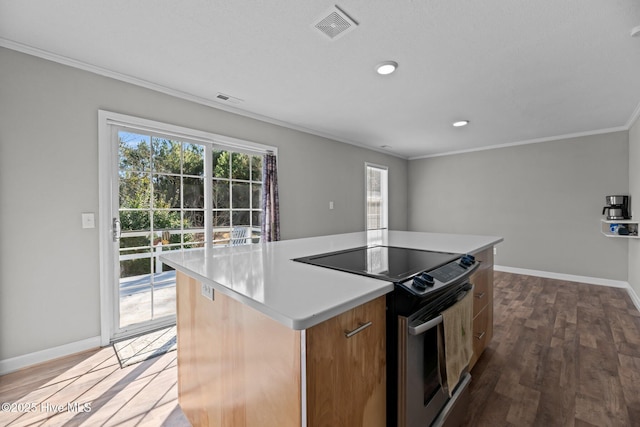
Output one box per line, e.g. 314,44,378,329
294,245,479,427
394,281,473,427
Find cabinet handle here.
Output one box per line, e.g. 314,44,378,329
475,292,486,299
474,331,486,340
344,321,372,338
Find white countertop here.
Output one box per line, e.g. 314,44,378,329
160,230,503,330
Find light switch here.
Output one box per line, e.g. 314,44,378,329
329,201,334,210
82,213,95,229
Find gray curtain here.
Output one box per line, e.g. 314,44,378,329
261,153,280,242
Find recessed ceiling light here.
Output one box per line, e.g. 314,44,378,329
453,120,470,127
632,25,640,37
376,61,398,75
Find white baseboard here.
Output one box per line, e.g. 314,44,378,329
626,285,640,313
495,265,640,312
494,265,629,287
3,266,640,376
0,336,101,376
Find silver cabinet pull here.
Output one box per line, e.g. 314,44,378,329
474,331,486,340
112,218,121,242
475,292,485,299
344,321,372,338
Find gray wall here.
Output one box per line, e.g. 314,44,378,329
0,47,408,360
629,117,640,295
1,44,636,366
408,132,629,281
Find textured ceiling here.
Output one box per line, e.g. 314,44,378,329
1,0,640,158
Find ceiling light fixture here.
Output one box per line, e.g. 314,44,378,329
453,120,470,127
376,61,398,75
632,25,640,37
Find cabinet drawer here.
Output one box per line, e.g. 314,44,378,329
472,305,490,359
471,271,489,317
306,296,386,427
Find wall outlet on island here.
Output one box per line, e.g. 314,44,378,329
493,247,497,256
201,283,214,301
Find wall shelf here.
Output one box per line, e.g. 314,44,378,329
601,219,640,238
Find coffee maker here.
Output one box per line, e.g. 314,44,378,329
602,195,630,220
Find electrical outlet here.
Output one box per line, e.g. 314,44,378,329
329,201,334,210
201,283,214,301
493,247,497,256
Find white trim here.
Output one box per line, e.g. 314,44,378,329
98,112,115,346
495,265,640,312
102,110,278,155
0,336,101,376
625,100,640,129
4,38,638,161
627,285,640,313
494,264,629,288
410,126,629,160
495,264,640,312
0,38,402,159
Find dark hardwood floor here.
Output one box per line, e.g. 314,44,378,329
2,272,640,426
465,271,640,427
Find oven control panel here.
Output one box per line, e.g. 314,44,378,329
397,255,479,296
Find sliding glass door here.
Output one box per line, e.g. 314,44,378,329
116,130,206,335
105,119,267,341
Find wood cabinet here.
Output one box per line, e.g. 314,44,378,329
306,296,386,427
175,247,494,426
175,271,386,427
468,247,494,369
176,272,302,427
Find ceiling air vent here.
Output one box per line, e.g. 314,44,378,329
215,92,243,105
314,5,358,40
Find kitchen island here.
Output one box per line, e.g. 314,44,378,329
160,230,502,427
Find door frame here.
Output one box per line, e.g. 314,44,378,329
98,110,276,345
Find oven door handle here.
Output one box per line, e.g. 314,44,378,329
408,315,442,336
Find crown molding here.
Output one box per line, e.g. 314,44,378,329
409,126,630,160
0,38,406,160
626,99,640,130
2,38,637,161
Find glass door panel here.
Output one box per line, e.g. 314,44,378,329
115,130,204,336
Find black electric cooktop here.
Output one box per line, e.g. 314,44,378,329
293,245,461,282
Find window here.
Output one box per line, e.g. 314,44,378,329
212,150,263,245
366,163,388,230
118,130,268,254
